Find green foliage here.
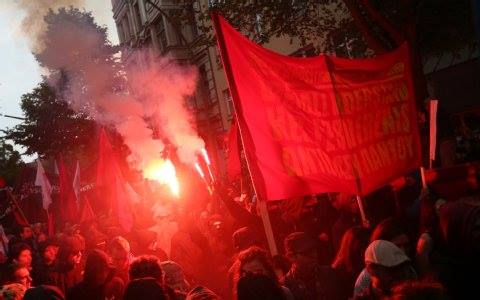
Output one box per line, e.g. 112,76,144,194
3,7,128,162
2,82,96,158
0,139,25,185
188,0,476,58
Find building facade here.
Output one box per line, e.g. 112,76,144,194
111,0,302,176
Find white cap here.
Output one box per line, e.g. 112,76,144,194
365,240,410,267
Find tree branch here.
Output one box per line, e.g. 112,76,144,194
360,0,405,46
343,0,388,54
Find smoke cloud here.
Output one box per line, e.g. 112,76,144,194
16,0,85,52
15,1,204,173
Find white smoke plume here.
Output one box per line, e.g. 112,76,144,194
15,0,85,52
15,2,204,173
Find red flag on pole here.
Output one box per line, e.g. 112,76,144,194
96,129,134,231
58,157,78,224
80,197,96,223
213,14,421,200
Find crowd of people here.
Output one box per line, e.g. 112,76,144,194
0,178,479,300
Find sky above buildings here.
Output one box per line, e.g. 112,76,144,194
0,0,118,161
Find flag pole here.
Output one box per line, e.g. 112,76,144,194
420,99,438,189
356,195,369,228
5,189,31,227
420,166,428,189
212,12,278,255
428,99,438,170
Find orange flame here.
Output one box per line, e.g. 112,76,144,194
143,159,180,197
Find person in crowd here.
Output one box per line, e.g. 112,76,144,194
129,255,164,282
237,273,287,300
186,286,221,300
0,283,26,300
330,193,360,252
272,254,291,280
149,202,179,258
283,232,344,300
232,226,263,253
7,242,32,270
129,255,185,299
370,218,412,256
66,249,124,300
81,222,108,252
50,236,84,294
123,277,171,300
434,197,480,299
354,217,413,297
354,240,417,299
4,263,32,289
416,192,444,278
23,285,65,300
170,214,211,284
8,225,34,252
32,223,47,245
160,261,190,293
31,238,59,285
231,246,292,300
108,235,134,284
331,226,371,297
387,280,446,300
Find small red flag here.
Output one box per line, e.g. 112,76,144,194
58,157,79,224
80,197,96,223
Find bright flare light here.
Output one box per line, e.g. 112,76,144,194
195,162,205,178
201,148,215,183
201,148,211,165
144,159,180,197
195,162,213,195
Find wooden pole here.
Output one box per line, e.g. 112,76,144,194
429,99,438,169
211,12,278,255
356,195,369,228
420,166,428,189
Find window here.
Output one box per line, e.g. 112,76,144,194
122,14,131,42
198,65,210,105
223,89,233,116
155,17,167,51
189,5,198,37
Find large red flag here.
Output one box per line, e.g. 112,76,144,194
213,14,421,200
96,129,134,231
58,157,79,224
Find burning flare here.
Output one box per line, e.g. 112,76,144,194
144,159,180,197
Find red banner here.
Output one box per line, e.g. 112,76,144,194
213,14,421,200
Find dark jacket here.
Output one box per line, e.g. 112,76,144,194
283,264,345,300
